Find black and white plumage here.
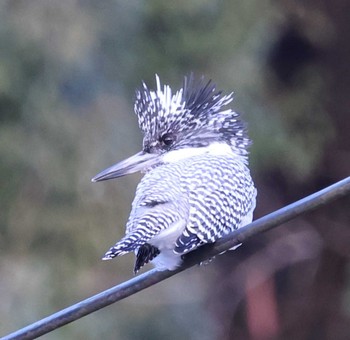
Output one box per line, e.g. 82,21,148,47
92,75,256,273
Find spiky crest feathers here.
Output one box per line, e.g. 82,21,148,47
134,74,250,157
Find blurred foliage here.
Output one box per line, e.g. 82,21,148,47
1,1,350,339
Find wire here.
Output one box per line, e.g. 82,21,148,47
2,176,350,340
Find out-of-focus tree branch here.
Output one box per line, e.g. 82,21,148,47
2,176,350,340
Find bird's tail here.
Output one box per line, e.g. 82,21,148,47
102,233,143,260
102,230,161,273
102,220,162,260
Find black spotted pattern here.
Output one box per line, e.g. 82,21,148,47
102,75,256,269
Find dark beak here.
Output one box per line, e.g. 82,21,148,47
92,151,160,182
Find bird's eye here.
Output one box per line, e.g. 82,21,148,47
161,133,175,146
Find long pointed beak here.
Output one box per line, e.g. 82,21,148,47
92,151,160,182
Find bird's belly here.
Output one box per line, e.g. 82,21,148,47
148,219,186,270
151,250,182,271
149,218,186,249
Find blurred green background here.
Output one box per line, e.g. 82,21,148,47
1,1,350,339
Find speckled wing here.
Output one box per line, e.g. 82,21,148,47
125,165,189,235
106,165,189,256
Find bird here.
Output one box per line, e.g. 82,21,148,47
92,74,257,273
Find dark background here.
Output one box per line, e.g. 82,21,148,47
1,1,350,339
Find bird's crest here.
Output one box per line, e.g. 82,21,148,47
134,74,251,158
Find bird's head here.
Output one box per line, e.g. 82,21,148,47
92,74,250,182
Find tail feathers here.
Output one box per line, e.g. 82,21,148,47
102,226,159,260
102,237,161,274
102,242,134,260
102,234,143,260
134,243,160,273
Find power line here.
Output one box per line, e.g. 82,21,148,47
2,176,350,340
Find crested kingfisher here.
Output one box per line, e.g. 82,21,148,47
92,75,256,273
